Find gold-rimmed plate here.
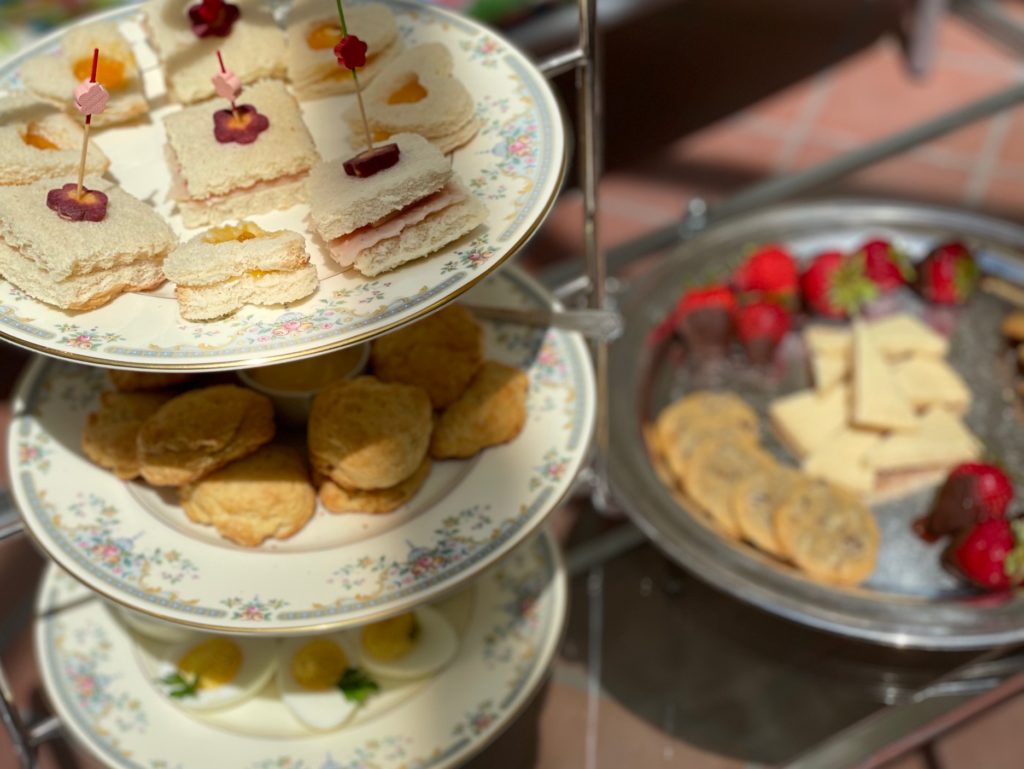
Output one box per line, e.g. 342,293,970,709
0,1,567,371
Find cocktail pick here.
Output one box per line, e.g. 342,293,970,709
213,50,242,118
73,48,108,198
333,0,373,150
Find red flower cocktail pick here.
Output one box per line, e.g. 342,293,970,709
47,47,109,221
211,50,269,144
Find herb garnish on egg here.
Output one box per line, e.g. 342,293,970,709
338,667,379,703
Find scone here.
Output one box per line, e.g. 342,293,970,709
82,391,175,479
137,384,275,486
431,361,528,459
108,370,194,392
308,376,431,490
319,457,432,515
371,304,483,409
180,445,315,547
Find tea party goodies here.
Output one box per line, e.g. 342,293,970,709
0,95,110,186
344,43,479,154
287,0,402,99
20,22,147,127
163,79,319,227
143,0,286,104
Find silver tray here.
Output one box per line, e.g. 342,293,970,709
609,199,1024,650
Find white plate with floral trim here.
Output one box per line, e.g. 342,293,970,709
35,529,565,769
0,1,566,371
11,266,593,633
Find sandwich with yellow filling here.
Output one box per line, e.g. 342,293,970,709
20,21,147,127
163,221,318,320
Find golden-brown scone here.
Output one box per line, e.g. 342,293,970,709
137,385,275,486
179,445,315,547
308,376,432,490
431,361,528,459
371,304,483,409
319,457,432,514
81,391,175,479
108,370,194,392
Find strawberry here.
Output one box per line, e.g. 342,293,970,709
858,238,915,293
673,284,736,357
946,518,1024,591
732,245,799,306
916,241,978,305
920,462,1015,540
800,251,878,318
734,301,791,364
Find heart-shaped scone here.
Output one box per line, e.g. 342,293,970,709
346,43,478,154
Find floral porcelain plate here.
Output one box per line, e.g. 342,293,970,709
11,267,593,633
0,1,566,371
35,529,566,769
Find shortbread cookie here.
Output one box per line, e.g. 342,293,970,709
655,391,758,448
108,370,194,392
319,457,432,514
431,361,528,459
774,481,879,586
308,376,432,490
180,445,315,547
731,465,803,558
137,385,275,486
685,438,773,539
82,391,175,479
371,304,483,409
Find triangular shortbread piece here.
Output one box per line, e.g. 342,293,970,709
769,385,850,459
868,313,949,359
803,427,882,494
811,353,849,393
852,320,917,431
892,357,971,413
869,409,981,473
804,324,852,358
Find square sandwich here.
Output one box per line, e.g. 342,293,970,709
162,221,318,320
307,132,486,277
143,0,287,104
0,95,110,185
286,0,403,100
0,176,176,310
20,21,148,127
163,80,320,227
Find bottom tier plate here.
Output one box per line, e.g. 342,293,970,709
34,530,565,769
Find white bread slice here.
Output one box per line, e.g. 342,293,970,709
0,95,110,185
0,238,164,310
174,264,319,320
0,176,175,281
868,313,949,359
143,0,286,104
352,178,486,277
20,21,147,128
891,356,971,413
164,225,310,286
164,80,318,201
344,43,476,151
175,173,308,229
307,132,450,240
286,1,400,99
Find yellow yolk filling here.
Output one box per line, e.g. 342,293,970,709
72,57,126,90
387,79,427,105
177,638,243,690
203,221,271,244
307,21,343,50
361,613,418,662
291,639,348,691
21,124,59,150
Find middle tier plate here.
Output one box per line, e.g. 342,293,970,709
10,266,594,633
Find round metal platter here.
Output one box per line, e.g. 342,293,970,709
0,1,567,371
610,198,1024,650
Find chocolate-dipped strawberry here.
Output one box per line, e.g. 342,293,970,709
673,285,736,358
944,517,1024,591
735,300,791,364
916,462,1015,541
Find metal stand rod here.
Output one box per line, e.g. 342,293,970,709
0,666,35,769
537,46,585,77
955,0,1024,55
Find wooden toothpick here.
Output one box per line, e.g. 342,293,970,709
76,47,99,199
334,0,373,149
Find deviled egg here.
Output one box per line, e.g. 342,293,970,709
277,634,378,731
155,636,276,712
356,607,458,680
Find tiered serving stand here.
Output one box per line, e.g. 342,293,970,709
0,1,604,766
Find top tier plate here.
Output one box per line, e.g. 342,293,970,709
0,1,566,371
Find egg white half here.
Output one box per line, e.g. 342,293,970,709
156,636,276,712
277,633,363,732
357,606,458,681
